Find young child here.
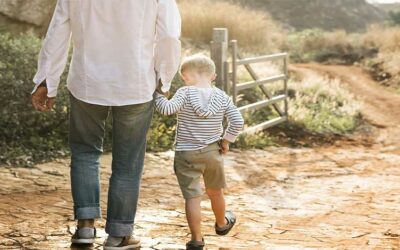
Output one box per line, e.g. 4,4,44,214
155,54,244,250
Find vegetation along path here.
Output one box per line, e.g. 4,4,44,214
1,64,400,249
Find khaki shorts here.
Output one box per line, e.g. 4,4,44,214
174,142,227,199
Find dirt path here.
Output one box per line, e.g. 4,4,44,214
291,64,400,152
292,64,400,128
1,65,400,249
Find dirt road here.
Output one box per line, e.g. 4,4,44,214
1,65,400,249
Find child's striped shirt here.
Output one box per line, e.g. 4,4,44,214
155,86,244,151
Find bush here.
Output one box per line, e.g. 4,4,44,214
361,25,400,90
0,31,275,167
178,0,284,52
0,32,179,166
285,29,374,64
288,73,362,134
389,11,400,26
0,32,71,166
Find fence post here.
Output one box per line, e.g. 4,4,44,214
231,40,238,105
283,54,289,121
210,28,229,91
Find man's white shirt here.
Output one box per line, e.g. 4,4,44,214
33,0,181,106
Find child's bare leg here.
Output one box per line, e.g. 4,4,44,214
185,196,203,241
206,188,226,227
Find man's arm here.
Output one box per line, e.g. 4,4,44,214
32,0,71,99
154,0,181,93
155,88,187,116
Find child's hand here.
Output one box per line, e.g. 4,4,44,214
156,80,170,98
219,139,230,154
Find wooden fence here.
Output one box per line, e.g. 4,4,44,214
211,28,289,134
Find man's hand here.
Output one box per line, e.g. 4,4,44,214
219,139,230,154
32,85,55,112
156,80,170,98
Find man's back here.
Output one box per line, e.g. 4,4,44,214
33,0,181,106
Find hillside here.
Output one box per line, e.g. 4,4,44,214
231,0,388,32
376,3,400,12
0,0,388,34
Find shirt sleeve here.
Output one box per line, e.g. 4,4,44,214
32,0,71,97
154,0,182,93
223,97,245,142
155,88,187,115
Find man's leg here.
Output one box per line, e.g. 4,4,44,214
69,93,109,222
105,100,154,237
185,196,203,241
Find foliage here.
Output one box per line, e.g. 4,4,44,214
178,0,284,53
285,29,374,64
287,74,362,134
389,11,400,26
1,23,368,166
235,65,362,136
0,32,179,166
361,25,400,89
0,32,71,166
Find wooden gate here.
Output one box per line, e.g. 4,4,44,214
211,28,289,134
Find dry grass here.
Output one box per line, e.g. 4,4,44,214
362,25,400,88
288,73,362,134
178,0,284,52
234,62,362,135
285,29,366,63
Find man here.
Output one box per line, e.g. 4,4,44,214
31,0,181,249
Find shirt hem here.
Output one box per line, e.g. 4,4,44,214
67,86,154,106
175,139,220,152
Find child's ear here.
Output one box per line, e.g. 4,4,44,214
181,73,187,82
211,74,217,81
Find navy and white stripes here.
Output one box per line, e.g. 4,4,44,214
155,86,244,151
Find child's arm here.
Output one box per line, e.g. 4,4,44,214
155,87,188,115
221,97,244,153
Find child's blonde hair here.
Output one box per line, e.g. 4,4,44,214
180,54,216,76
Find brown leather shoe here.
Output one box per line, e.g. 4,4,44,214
103,235,141,250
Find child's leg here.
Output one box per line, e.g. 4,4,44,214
185,196,203,241
206,188,227,227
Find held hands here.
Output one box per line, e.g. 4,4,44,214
31,84,55,112
219,139,230,154
156,79,170,98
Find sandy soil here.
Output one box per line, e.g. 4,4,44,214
1,64,400,249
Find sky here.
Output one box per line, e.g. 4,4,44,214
367,0,400,3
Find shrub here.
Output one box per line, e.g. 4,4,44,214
288,73,362,134
0,32,71,166
285,29,373,64
362,25,400,89
389,11,400,26
0,32,178,166
178,0,284,52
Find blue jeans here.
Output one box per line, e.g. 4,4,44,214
69,93,154,237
